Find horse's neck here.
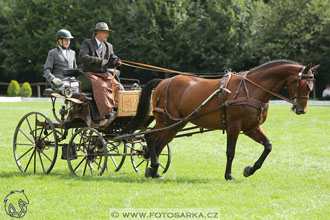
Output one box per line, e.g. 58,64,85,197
247,65,300,102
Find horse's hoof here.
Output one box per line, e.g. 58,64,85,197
243,166,252,177
145,167,163,178
155,173,164,179
225,174,235,181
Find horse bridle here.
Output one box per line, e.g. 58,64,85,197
241,65,315,108
291,66,315,110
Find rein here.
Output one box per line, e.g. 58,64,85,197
121,60,225,77
122,60,307,105
239,73,294,104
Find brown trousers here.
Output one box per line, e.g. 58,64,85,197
86,72,124,117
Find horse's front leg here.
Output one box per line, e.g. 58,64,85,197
224,127,240,180
243,126,272,177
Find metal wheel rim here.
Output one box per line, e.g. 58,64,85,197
67,127,108,176
13,112,58,174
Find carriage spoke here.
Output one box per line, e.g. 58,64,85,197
73,157,86,173
18,129,34,145
40,151,53,163
25,117,35,140
16,147,34,162
135,160,144,169
83,160,88,176
34,148,37,173
159,163,165,169
37,130,54,145
88,162,94,174
110,156,118,169
24,148,36,172
15,143,34,146
38,152,46,173
97,157,103,170
37,119,47,143
34,114,38,142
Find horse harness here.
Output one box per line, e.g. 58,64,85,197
152,66,314,134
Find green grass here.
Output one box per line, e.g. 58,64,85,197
0,102,329,219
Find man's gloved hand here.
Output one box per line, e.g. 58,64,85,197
52,78,62,86
93,57,102,64
114,59,121,68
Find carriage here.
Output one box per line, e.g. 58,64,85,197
12,60,318,180
12,68,174,176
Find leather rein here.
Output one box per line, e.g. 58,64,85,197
121,60,312,106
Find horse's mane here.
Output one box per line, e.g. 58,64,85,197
248,59,301,73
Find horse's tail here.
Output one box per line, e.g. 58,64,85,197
122,78,163,134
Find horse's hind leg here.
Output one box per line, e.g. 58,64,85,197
144,132,160,178
243,126,272,177
145,124,186,178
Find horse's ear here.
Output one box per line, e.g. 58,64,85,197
303,63,312,74
311,64,320,72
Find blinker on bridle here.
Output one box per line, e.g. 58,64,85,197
291,66,315,111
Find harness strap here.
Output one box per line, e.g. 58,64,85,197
153,97,267,122
242,75,294,104
218,72,232,134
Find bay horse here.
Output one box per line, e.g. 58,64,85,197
123,60,319,180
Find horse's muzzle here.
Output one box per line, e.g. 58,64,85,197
296,110,306,115
292,104,306,115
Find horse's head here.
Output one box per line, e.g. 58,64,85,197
287,64,319,115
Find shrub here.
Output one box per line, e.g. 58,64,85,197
7,80,20,96
20,82,32,97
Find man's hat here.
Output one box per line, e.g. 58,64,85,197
91,22,113,33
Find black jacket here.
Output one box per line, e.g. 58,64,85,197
79,38,119,73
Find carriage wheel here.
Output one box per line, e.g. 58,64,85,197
13,112,58,174
67,127,107,176
130,143,171,174
106,141,127,172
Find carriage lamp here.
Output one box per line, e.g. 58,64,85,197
64,87,73,98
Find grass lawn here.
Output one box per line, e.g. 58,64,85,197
0,102,329,219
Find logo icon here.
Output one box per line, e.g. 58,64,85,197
4,190,29,218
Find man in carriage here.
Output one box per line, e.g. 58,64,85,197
79,22,124,123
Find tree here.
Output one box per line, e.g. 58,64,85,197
248,0,330,96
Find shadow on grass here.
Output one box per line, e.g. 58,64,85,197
0,170,243,184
